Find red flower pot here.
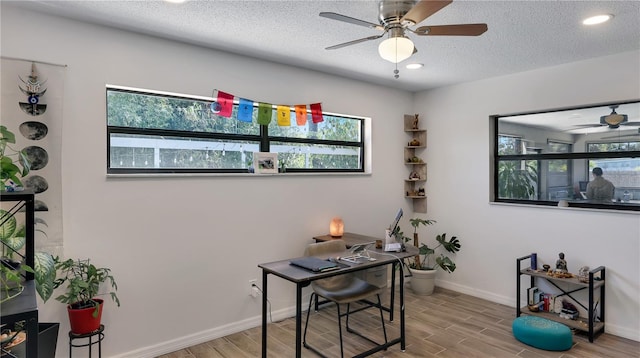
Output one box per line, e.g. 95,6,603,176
67,298,103,334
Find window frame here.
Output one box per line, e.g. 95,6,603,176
106,85,368,175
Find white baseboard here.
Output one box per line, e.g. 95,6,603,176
112,281,638,357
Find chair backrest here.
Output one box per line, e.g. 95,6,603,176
304,239,347,257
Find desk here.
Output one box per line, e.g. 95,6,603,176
259,240,417,358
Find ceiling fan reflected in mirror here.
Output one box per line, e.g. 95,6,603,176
319,0,488,65
574,105,640,130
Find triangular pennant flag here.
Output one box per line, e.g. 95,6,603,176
257,102,273,125
276,105,291,126
310,103,323,123
237,98,254,122
295,105,307,126
217,90,234,117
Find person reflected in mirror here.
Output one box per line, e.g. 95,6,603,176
586,167,615,202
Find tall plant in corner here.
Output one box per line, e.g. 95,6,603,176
498,160,538,199
0,125,30,189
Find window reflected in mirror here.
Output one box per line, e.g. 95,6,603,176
492,100,640,211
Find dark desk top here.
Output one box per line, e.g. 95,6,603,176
259,245,418,284
313,232,383,246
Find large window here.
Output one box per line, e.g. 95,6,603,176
107,86,366,174
491,100,640,211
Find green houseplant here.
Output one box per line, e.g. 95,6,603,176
0,125,30,190
53,258,120,334
396,217,462,295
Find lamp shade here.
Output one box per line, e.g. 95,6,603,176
378,36,414,63
329,217,344,237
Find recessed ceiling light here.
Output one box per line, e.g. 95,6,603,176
583,14,613,25
406,63,424,70
165,0,187,4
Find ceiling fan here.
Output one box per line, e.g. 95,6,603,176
574,105,640,130
319,0,488,66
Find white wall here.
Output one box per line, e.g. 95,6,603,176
1,5,412,357
414,50,640,341
2,4,639,357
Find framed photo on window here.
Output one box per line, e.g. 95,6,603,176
253,152,278,174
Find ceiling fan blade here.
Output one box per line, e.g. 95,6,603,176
320,12,384,31
325,33,386,50
414,23,488,36
401,0,452,26
620,121,640,126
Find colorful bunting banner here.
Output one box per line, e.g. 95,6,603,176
257,102,272,125
310,103,324,123
277,105,291,126
295,105,307,126
237,98,253,122
210,89,322,127
216,90,234,117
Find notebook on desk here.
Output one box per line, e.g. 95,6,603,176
289,257,339,273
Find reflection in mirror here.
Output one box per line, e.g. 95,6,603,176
492,100,640,211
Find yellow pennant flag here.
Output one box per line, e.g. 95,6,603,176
295,105,307,126
276,105,291,126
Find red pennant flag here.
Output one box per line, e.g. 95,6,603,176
294,105,307,126
310,103,323,123
217,90,234,117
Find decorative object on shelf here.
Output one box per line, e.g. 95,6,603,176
53,258,120,334
555,252,568,273
329,217,344,238
404,113,427,213
578,266,590,283
252,152,278,174
530,253,537,270
543,264,551,272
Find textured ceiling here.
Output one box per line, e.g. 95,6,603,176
7,0,640,92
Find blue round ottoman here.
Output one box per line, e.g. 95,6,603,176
512,316,573,351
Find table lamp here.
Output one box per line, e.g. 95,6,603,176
329,217,344,238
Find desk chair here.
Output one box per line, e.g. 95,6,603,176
302,240,388,358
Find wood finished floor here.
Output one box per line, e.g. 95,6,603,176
157,287,639,358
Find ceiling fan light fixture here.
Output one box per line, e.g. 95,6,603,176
378,36,414,63
583,14,613,25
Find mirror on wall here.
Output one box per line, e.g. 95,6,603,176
491,100,640,211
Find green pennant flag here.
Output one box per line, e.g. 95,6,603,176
257,102,273,125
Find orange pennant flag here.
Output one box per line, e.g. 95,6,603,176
310,103,323,123
276,105,291,126
294,105,307,126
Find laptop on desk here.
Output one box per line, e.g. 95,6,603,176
289,257,340,273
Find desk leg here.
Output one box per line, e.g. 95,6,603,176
400,269,406,351
295,283,303,358
390,262,397,322
262,271,268,358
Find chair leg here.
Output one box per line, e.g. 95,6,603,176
376,294,388,345
303,293,315,345
336,303,344,358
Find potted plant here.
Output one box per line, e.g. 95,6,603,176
0,126,30,191
398,218,461,295
53,258,120,334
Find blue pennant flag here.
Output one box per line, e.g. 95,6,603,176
237,98,254,122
